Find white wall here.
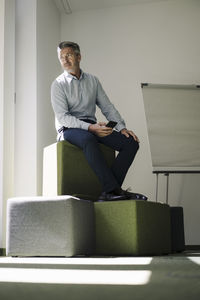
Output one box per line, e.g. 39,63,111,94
0,0,5,248
15,0,37,197
36,0,61,194
0,0,15,248
61,0,200,244
15,0,61,200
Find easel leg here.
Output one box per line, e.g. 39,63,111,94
156,173,159,202
164,173,169,204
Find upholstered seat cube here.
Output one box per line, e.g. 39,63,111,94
170,206,185,252
43,141,115,201
95,200,171,255
6,196,95,257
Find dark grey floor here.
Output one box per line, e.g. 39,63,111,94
0,251,200,300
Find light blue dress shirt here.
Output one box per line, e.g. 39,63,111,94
51,70,126,139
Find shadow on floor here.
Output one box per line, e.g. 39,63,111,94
0,251,200,300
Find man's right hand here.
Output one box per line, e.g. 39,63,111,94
88,123,113,137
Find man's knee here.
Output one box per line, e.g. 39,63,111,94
124,136,139,154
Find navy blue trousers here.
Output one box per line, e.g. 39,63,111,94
63,128,139,193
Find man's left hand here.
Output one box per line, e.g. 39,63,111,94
121,128,140,143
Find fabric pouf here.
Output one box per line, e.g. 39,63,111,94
95,200,171,255
43,141,115,201
170,206,185,253
6,196,95,257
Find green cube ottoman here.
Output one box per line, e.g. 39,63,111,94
43,141,115,201
95,200,171,255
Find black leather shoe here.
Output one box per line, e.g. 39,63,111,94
98,192,129,202
121,189,148,200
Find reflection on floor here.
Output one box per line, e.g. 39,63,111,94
0,251,200,300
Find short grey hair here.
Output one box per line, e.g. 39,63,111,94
57,41,81,59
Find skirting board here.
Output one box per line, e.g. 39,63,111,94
185,245,200,250
0,246,199,257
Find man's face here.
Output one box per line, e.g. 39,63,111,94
59,47,81,73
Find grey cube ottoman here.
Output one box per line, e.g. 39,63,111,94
6,196,95,257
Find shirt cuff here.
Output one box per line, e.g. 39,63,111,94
81,121,90,131
115,123,126,132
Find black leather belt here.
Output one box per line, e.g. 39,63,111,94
80,119,96,124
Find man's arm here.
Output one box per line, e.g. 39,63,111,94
95,78,126,132
95,78,139,141
51,79,89,131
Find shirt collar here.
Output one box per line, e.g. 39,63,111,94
64,69,84,83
